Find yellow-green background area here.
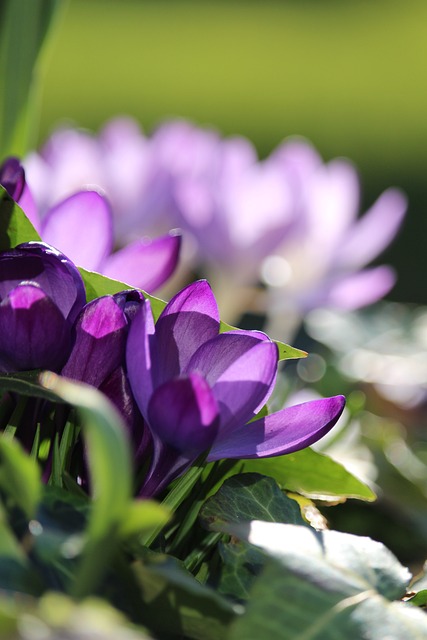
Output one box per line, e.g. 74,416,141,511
39,0,427,303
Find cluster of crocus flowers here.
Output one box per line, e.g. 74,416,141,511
0,242,345,497
0,156,181,294
23,118,407,336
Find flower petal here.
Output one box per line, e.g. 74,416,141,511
41,191,113,271
0,157,25,200
147,373,219,454
62,296,127,387
0,284,71,372
326,266,396,310
208,395,345,460
334,188,407,270
102,232,181,292
187,331,278,433
0,242,86,324
154,280,220,384
126,298,156,417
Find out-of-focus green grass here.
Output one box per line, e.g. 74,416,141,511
39,0,427,302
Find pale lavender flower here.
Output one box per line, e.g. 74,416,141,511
263,138,407,338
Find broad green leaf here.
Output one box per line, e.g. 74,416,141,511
38,372,133,598
133,551,238,640
199,473,306,603
225,523,415,639
229,560,427,640
200,473,305,531
0,0,63,157
0,436,41,519
0,186,41,251
241,447,376,502
216,539,265,602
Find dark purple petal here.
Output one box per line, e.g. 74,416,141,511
208,395,346,461
154,280,220,385
138,440,193,498
126,298,156,417
187,331,278,433
148,373,219,455
61,296,127,387
0,242,86,324
0,157,25,201
0,284,71,372
102,232,181,292
112,289,145,323
41,191,114,271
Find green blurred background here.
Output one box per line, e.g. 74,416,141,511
37,0,427,303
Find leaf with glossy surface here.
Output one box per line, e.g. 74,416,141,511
226,522,415,639
241,447,376,502
0,186,41,251
200,473,305,531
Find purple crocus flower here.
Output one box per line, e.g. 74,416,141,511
126,280,345,496
1,156,181,293
0,242,86,372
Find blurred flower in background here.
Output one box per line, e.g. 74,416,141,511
23,118,407,335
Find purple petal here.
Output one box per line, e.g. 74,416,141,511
112,289,145,323
147,373,219,454
102,232,181,292
61,296,127,387
0,284,71,372
154,280,220,384
41,191,113,271
334,188,407,270
126,298,156,417
326,266,396,310
208,395,346,461
18,183,40,231
304,160,360,253
0,242,86,324
0,157,25,201
187,331,278,434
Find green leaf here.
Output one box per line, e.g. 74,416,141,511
0,0,63,157
79,267,167,319
0,436,41,519
406,589,427,607
200,473,306,531
38,372,133,599
0,371,60,403
133,551,239,640
0,186,41,251
199,473,306,603
241,447,376,502
118,500,170,540
226,523,416,640
219,320,307,362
